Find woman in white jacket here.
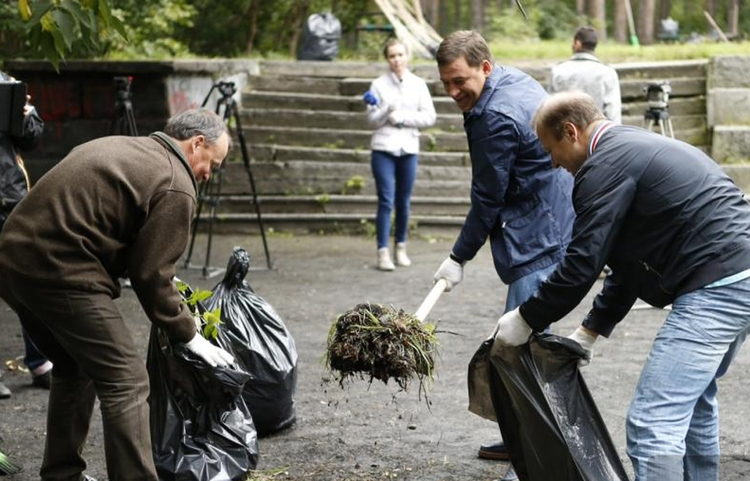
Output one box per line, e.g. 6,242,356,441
365,38,436,271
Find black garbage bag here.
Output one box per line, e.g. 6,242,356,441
147,281,258,481
204,247,298,437
468,334,629,481
297,12,341,60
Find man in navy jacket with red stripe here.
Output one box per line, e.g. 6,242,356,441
495,90,750,481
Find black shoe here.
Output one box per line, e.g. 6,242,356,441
501,465,518,481
0,380,10,399
477,441,510,461
31,371,51,390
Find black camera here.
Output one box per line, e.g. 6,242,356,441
644,81,671,110
0,81,27,136
217,81,237,98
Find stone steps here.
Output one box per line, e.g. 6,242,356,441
226,59,711,234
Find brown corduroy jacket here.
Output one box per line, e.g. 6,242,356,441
0,132,198,342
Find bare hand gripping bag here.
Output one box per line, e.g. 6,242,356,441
468,334,629,481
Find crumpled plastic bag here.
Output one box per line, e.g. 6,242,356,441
147,279,258,481
468,334,628,481
204,247,298,436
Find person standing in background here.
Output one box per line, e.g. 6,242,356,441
550,26,621,124
0,70,51,398
364,37,436,271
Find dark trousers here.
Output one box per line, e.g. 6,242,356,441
0,274,157,481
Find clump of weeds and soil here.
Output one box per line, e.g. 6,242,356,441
325,303,438,394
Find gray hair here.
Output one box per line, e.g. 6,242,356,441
164,108,228,144
436,30,493,68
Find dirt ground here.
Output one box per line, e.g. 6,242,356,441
1,233,750,481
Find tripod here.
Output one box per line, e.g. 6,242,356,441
644,107,674,138
183,81,272,277
111,76,138,136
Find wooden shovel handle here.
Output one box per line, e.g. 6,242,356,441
414,279,447,322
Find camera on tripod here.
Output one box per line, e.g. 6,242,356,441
113,76,133,100
644,81,671,111
217,81,237,98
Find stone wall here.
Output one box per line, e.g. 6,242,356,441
4,59,258,182
707,56,750,162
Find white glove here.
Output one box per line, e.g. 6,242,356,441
493,308,533,347
388,110,405,127
434,256,464,292
568,326,598,366
184,333,235,367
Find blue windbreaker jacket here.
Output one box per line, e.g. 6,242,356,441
452,65,575,284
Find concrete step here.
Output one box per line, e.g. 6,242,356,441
244,125,468,152
242,90,461,114
241,108,462,132
622,96,705,117
620,76,706,101
622,114,707,131
209,194,470,216
217,160,471,197
193,211,465,236
250,144,470,166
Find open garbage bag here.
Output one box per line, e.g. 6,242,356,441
468,334,628,481
204,247,298,436
147,281,258,481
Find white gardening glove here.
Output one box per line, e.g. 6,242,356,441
184,333,235,367
388,110,405,127
433,256,464,292
493,308,533,347
568,326,598,366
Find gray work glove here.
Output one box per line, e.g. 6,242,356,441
568,326,598,366
184,333,235,367
434,256,464,292
491,307,533,348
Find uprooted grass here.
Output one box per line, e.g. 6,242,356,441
325,303,439,397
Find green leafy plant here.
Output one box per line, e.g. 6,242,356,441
342,175,365,195
175,280,223,340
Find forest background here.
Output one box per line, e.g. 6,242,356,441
1,0,749,69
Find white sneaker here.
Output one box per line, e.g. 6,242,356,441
395,242,411,267
377,247,395,271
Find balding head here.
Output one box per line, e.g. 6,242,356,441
534,91,605,141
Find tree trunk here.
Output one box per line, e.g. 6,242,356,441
454,0,462,30
422,0,440,29
705,0,717,17
471,0,485,31
246,0,259,55
576,0,585,16
660,0,671,20
637,0,656,44
614,0,628,43
727,0,740,37
588,0,607,41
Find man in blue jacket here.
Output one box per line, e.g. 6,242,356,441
495,90,750,481
433,30,576,480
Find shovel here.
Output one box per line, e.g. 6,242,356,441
414,278,448,322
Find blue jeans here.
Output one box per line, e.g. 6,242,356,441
504,263,558,313
371,150,418,249
626,276,750,481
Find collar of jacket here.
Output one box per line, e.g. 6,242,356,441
387,69,410,85
569,52,601,63
464,63,503,120
149,131,198,195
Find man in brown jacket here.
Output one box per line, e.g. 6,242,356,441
0,108,234,481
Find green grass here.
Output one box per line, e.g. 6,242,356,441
486,39,750,64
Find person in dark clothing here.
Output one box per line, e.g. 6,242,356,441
494,90,750,481
0,70,51,398
0,108,235,481
432,30,576,481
